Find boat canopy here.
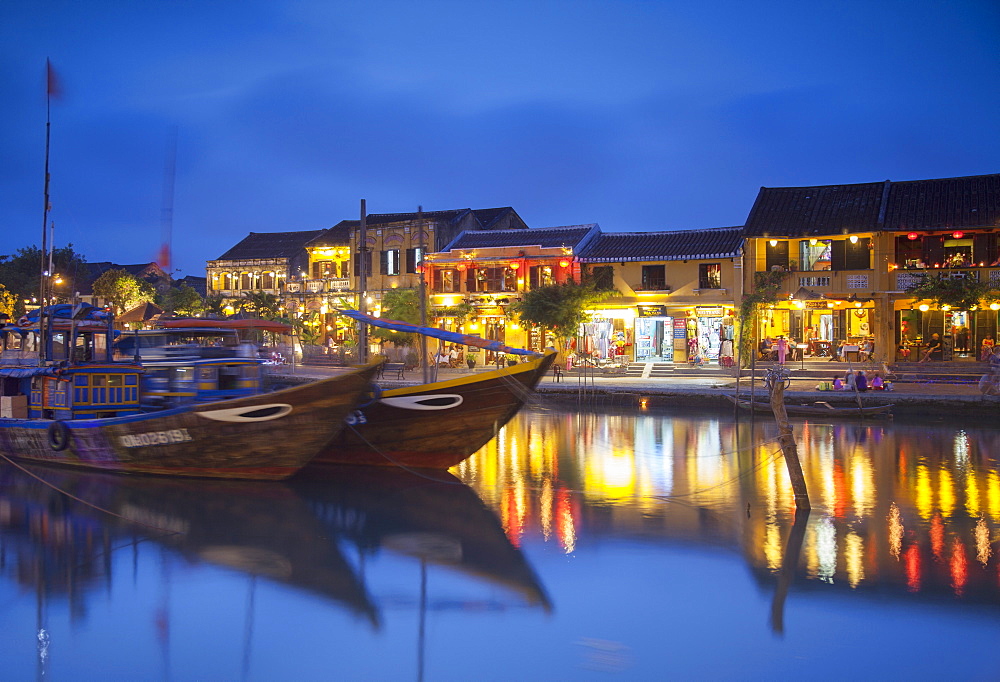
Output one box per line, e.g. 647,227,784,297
156,318,293,333
0,366,60,379
18,303,110,325
335,309,541,356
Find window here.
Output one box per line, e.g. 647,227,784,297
529,265,554,289
641,265,666,290
405,248,424,274
830,238,871,270
590,266,615,291
352,250,373,277
433,269,460,293
698,263,722,289
467,267,507,292
799,240,832,271
765,240,789,270
380,249,401,276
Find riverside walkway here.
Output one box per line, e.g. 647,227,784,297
271,358,1000,418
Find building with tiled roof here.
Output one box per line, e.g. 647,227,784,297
206,230,326,305
741,172,1000,365
577,227,743,262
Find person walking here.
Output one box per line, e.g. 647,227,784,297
776,336,788,364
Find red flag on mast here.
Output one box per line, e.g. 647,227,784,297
46,59,62,99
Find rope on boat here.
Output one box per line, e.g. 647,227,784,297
0,453,186,536
341,422,466,485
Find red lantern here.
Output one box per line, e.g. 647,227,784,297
952,231,964,239
457,263,467,272
509,261,520,270
907,232,918,240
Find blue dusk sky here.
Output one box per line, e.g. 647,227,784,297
1,0,998,277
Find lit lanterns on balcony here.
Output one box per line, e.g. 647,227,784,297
559,259,570,268
509,261,520,270
952,231,964,239
907,232,919,240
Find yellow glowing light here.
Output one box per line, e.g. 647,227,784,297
991,303,1000,311
827,301,835,308
941,304,950,311
855,301,862,307
809,239,817,246
919,304,930,312
849,235,859,244
769,239,778,247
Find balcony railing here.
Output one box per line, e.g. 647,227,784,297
895,267,1000,291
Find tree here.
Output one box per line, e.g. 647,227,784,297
0,244,90,302
512,282,610,345
202,294,229,318
0,283,16,320
161,283,204,317
906,273,999,311
92,269,155,315
370,288,423,347
239,291,283,320
736,270,786,365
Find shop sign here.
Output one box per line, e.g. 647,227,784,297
806,301,830,309
673,318,687,339
638,305,667,317
696,306,724,317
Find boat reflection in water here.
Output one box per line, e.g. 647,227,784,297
0,461,549,678
457,407,1000,609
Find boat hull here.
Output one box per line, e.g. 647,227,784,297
314,352,555,469
727,394,892,418
0,365,379,480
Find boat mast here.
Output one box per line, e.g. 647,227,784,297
38,59,57,365
418,205,429,383
358,199,368,364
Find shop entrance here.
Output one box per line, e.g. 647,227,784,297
634,317,673,362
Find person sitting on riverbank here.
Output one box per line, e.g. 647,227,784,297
844,369,856,391
833,376,844,390
919,333,942,362
856,370,869,392
870,371,884,390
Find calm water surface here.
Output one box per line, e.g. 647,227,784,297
2,405,999,680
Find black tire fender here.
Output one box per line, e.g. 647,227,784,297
47,420,71,451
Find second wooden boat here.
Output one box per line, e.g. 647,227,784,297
315,351,556,469
726,394,892,418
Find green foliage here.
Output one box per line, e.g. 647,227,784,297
202,294,229,317
161,283,204,317
370,288,423,347
512,282,611,340
0,244,90,301
239,291,282,319
92,269,155,315
736,270,787,364
905,273,999,311
435,301,475,324
0,283,16,319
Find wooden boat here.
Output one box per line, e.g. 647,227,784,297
315,350,556,468
726,394,892,418
1,307,379,479
291,465,551,610
0,464,379,624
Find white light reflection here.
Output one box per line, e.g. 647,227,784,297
816,517,837,583
953,430,970,468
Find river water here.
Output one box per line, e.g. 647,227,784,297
2,404,998,680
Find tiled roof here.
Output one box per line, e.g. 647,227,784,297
882,173,1000,231
744,173,1000,236
306,223,352,247
577,227,743,262
215,230,326,260
744,182,886,237
443,224,600,251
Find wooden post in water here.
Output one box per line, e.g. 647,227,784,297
766,366,810,510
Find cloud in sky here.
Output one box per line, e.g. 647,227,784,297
1,0,998,276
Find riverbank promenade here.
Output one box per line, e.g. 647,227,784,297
272,358,999,418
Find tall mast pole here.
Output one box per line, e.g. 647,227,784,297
38,59,55,364
418,206,428,383
358,199,368,364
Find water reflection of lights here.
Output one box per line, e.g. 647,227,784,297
975,517,991,566
939,467,956,518
888,503,903,559
845,531,864,588
815,517,837,584
950,537,968,596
